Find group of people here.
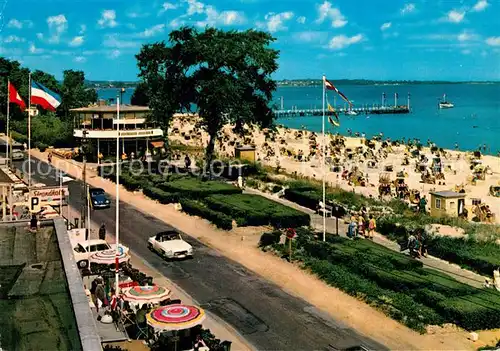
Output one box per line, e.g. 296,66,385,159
406,228,428,258
347,208,377,240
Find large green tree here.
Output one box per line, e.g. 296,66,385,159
59,69,98,119
136,27,279,170
130,81,149,106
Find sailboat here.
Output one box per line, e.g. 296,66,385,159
439,94,454,109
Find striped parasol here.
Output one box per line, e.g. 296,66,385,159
89,249,130,265
146,304,206,331
122,285,172,305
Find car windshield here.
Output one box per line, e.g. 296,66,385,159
90,189,105,196
159,233,181,241
86,243,110,252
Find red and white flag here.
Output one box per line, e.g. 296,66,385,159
8,82,26,110
324,78,352,106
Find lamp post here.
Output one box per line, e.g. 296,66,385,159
81,129,89,232
119,88,125,105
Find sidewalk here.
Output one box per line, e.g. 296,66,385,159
65,205,252,351
36,149,478,350
243,187,487,288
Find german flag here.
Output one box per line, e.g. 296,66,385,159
325,78,352,106
327,103,340,127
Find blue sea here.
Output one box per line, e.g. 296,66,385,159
97,83,500,154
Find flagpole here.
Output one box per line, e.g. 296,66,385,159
321,75,326,242
115,96,120,297
6,79,10,163
28,73,31,189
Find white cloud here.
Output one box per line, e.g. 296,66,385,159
128,12,150,18
457,31,479,42
445,10,465,23
383,32,399,39
380,22,392,31
108,49,121,59
46,14,68,43
472,0,488,12
3,35,25,43
102,34,139,48
135,24,165,37
29,43,43,54
257,12,294,33
400,3,416,15
74,56,87,63
7,19,22,29
186,0,205,15
170,18,185,28
197,8,246,27
316,1,347,28
486,37,500,46
159,2,178,14
297,16,306,24
461,49,471,55
98,10,118,28
69,36,84,47
294,31,327,43
327,34,363,50
79,24,87,34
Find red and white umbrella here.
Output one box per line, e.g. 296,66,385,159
146,304,206,331
89,249,130,265
122,285,172,306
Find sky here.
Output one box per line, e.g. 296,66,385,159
0,0,499,81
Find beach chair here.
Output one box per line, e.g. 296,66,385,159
135,319,148,340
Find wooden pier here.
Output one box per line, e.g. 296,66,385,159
273,105,410,118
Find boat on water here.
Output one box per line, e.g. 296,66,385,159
346,109,358,116
439,94,454,109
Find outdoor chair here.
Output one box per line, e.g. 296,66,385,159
135,320,148,340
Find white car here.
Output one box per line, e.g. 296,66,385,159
148,230,193,259
69,228,130,269
12,150,25,160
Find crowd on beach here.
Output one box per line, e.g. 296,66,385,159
167,114,500,225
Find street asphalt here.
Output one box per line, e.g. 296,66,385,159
15,158,387,351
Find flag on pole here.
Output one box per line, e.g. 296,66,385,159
324,78,352,106
327,103,340,127
30,81,61,111
8,82,26,110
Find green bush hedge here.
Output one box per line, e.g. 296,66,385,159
180,199,233,230
205,194,310,228
159,177,242,200
143,186,180,204
264,227,500,332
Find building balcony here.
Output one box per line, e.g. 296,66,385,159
73,128,163,139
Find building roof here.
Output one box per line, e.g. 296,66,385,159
0,168,16,184
430,191,465,198
235,145,256,151
70,105,149,113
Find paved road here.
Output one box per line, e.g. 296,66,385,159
16,158,387,351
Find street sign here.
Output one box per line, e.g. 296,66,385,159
29,186,69,205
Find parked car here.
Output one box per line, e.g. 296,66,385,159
72,238,129,269
89,187,111,209
148,230,193,259
11,150,25,160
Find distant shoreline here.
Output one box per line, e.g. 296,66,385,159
87,79,500,89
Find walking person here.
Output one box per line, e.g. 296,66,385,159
368,215,376,240
358,214,365,238
99,223,106,241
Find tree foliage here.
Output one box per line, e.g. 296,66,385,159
136,27,279,169
130,81,149,106
0,57,97,145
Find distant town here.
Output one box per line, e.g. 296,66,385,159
85,79,500,90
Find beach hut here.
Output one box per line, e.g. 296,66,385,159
235,145,256,163
429,191,466,218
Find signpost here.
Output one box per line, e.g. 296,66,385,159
29,186,69,211
286,228,296,262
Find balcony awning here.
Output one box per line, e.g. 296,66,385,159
113,119,146,124
150,141,164,148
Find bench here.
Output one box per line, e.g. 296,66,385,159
317,204,333,217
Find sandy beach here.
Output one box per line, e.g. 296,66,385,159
169,114,500,225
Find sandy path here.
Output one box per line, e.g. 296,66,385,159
33,149,488,350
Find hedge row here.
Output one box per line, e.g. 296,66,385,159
143,186,180,204
179,199,233,230
284,187,348,217
158,177,242,200
265,228,500,331
205,194,310,228
377,217,500,277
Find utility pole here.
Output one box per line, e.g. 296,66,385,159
81,129,89,233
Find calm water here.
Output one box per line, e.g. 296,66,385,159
98,83,500,153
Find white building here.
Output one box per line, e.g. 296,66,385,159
71,102,164,160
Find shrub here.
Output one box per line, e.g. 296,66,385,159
180,199,233,230
205,194,310,228
159,177,242,199
120,173,144,192
36,142,48,152
143,186,180,205
259,231,281,247
11,131,28,145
